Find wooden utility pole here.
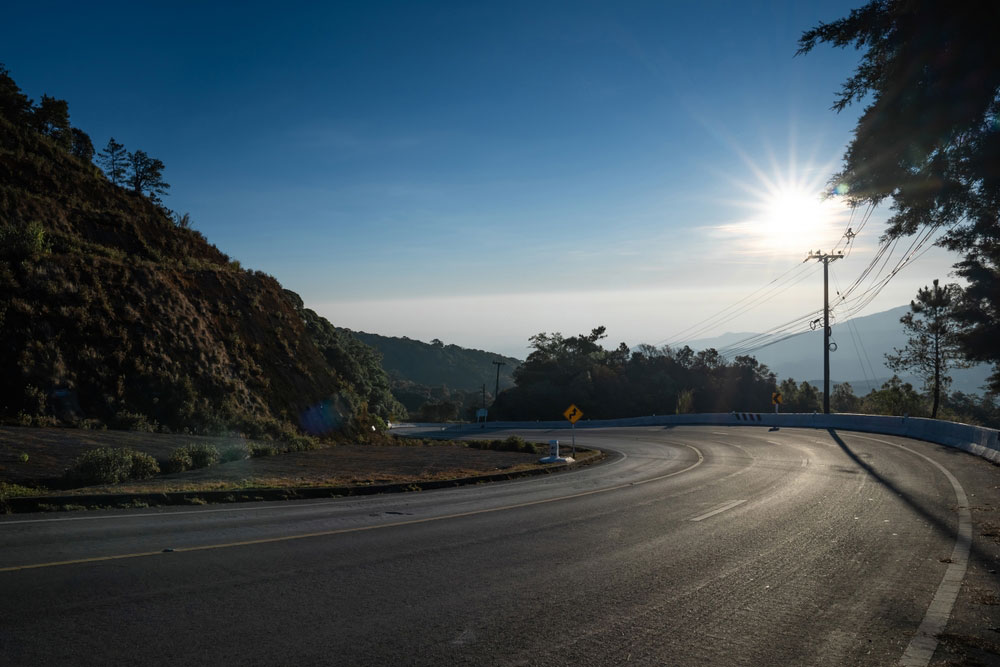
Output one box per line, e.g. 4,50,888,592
807,250,844,414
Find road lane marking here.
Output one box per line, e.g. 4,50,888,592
849,434,972,667
689,499,746,522
0,499,367,526
0,444,705,572
801,458,808,468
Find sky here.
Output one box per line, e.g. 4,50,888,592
3,0,960,359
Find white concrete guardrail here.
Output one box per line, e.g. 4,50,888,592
438,413,1000,465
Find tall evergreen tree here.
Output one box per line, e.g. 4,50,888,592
798,2,1000,390
885,280,970,418
127,149,170,201
97,137,129,186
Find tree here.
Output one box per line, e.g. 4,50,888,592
831,382,860,413
861,376,925,417
0,63,32,124
97,138,129,186
951,246,1000,391
32,95,71,148
798,3,1000,388
778,378,822,413
70,128,94,162
126,149,170,201
885,280,970,418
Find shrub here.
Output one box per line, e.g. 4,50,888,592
283,434,318,452
164,449,193,474
220,444,250,463
164,443,221,472
464,436,539,454
184,443,220,468
129,451,160,479
249,443,279,457
66,447,161,485
113,411,157,433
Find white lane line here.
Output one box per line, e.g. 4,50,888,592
849,434,972,667
0,445,705,572
801,458,809,468
0,499,355,526
689,499,747,522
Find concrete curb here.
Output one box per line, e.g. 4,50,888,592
1,449,606,514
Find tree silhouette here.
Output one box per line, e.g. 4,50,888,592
32,95,71,148
97,138,129,186
799,2,1000,388
126,149,170,201
885,280,970,418
70,128,94,161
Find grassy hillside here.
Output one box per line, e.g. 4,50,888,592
343,330,521,391
0,66,402,437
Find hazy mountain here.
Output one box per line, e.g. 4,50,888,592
682,306,992,395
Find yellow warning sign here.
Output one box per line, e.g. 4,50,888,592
772,392,783,405
563,404,584,424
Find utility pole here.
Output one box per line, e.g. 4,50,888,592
807,250,844,414
491,360,506,403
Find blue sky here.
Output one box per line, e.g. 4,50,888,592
3,1,958,357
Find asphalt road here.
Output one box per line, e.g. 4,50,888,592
2,425,999,666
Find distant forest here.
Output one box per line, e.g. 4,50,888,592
343,330,520,422
492,327,1000,428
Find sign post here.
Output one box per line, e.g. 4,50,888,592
563,404,583,457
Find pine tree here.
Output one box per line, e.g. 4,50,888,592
97,137,128,186
885,280,971,418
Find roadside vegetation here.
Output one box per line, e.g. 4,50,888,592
0,426,573,505
489,322,999,428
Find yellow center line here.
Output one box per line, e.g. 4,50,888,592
1,443,703,573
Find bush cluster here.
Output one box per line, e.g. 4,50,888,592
66,447,160,485
163,442,221,473
249,443,279,457
465,436,539,454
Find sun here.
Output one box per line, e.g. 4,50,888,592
756,187,840,252
717,167,852,257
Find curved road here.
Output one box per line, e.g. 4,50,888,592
2,425,999,665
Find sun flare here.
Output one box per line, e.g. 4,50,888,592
716,163,852,257
756,188,840,252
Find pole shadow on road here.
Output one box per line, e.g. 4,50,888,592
826,428,997,578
